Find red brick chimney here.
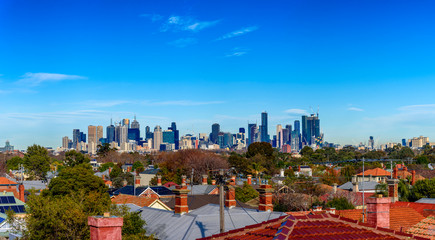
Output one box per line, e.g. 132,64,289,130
411,170,416,185
202,175,208,185
172,185,190,215
127,166,131,172
157,175,162,186
247,175,252,185
230,176,236,185
393,167,398,179
181,175,187,186
298,165,301,172
135,174,141,187
88,213,123,240
225,185,236,208
211,179,216,185
257,185,273,212
387,179,399,202
19,184,25,203
367,197,391,228
109,167,112,174
102,175,105,181
403,166,408,172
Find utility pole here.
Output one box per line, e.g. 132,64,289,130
191,168,194,195
219,169,225,233
362,157,365,223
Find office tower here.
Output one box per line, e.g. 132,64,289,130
153,126,163,150
163,130,175,144
210,123,220,144
239,128,245,134
402,139,406,147
260,112,269,143
169,122,179,150
301,114,320,146
62,136,69,149
369,136,375,150
97,126,103,144
294,120,300,134
115,124,128,145
145,126,153,140
276,124,283,148
284,124,292,145
291,130,300,152
73,129,80,149
131,116,140,129
128,128,140,142
122,119,130,128
107,122,115,143
80,132,86,143
88,125,97,146
247,123,257,146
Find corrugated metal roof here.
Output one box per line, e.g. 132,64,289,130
186,185,217,195
139,204,285,240
338,181,379,191
416,198,435,204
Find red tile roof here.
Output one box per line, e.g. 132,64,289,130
357,168,391,176
200,213,429,240
0,177,17,185
407,216,435,240
111,194,166,208
391,202,435,218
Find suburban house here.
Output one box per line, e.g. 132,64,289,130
111,194,171,211
352,167,391,183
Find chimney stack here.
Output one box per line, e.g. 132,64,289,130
411,170,416,185
19,184,25,203
88,214,123,240
257,185,273,212
247,175,252,185
135,174,141,187
157,175,162,186
181,175,187,186
393,167,398,179
172,185,190,215
225,185,236,208
403,166,408,172
211,179,216,185
202,175,208,185
367,197,391,228
352,180,359,192
230,176,236,186
387,179,399,203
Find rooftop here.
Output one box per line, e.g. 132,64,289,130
357,168,391,177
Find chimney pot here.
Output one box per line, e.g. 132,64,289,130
225,185,236,208
211,179,216,185
393,167,398,179
157,175,162,186
19,184,25,203
202,175,208,185
257,185,273,212
411,170,416,185
172,186,190,215
247,175,252,185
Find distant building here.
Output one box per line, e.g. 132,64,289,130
210,123,220,144
408,136,429,149
153,126,163,150
282,144,291,153
402,138,407,147
368,136,375,150
130,116,140,129
88,125,97,146
260,112,269,143
106,122,115,143
247,123,257,146
62,136,70,149
301,114,320,146
168,122,179,150
97,126,103,145
0,141,14,152
162,130,175,144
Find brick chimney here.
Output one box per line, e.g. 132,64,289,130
257,185,273,212
172,185,190,215
135,174,141,187
403,166,408,172
225,185,236,208
181,175,187,186
393,167,398,179
202,175,208,185
88,213,123,240
352,180,359,192
211,179,216,185
109,167,112,175
367,197,391,228
230,176,236,185
127,166,132,172
387,179,399,203
157,175,162,186
102,174,105,181
19,184,25,203
247,175,252,185
411,170,416,185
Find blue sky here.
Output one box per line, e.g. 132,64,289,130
1,0,435,149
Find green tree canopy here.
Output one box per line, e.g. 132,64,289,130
326,197,355,210
246,142,274,159
113,172,134,189
235,182,259,203
110,165,123,179
64,150,90,167
410,178,435,201
7,156,23,171
23,145,51,180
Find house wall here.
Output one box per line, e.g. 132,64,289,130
139,174,155,186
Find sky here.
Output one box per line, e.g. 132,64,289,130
1,0,435,149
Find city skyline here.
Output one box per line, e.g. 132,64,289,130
2,0,435,149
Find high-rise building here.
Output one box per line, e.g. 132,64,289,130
169,122,179,150
62,136,70,149
291,130,300,152
97,126,103,144
368,136,375,150
402,139,407,147
107,122,115,143
73,129,80,149
145,126,153,140
115,124,128,145
301,114,320,146
276,124,283,148
210,123,220,144
153,126,163,150
247,123,257,146
128,128,140,142
88,125,97,146
239,128,245,134
260,112,269,143
294,120,300,134
163,130,175,144
284,124,292,145
131,116,140,129
122,119,130,128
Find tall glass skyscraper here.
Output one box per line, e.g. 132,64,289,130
302,114,320,146
247,123,256,146
210,123,220,144
260,112,269,143
169,122,179,149
106,124,115,143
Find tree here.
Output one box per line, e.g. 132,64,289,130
246,142,274,159
416,155,429,165
23,145,51,180
249,156,267,184
398,179,411,202
410,178,435,201
7,156,23,171
228,153,250,175
321,167,340,185
99,162,115,172
110,165,123,179
64,150,90,167
110,205,151,239
113,172,134,188
300,146,314,157
235,182,259,203
340,165,356,183
132,161,144,171
326,197,355,210
97,143,113,156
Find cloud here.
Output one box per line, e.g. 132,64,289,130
142,100,224,106
81,100,132,107
140,13,163,22
17,72,87,86
160,16,220,32
168,38,198,48
216,26,258,40
348,107,364,112
398,104,435,112
284,109,309,115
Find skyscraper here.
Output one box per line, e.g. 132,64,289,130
131,116,140,129
260,112,269,143
153,126,163,150
97,126,103,144
169,122,179,150
239,128,245,134
62,136,70,149
163,130,175,144
285,124,292,145
107,121,115,143
122,119,130,128
73,129,80,149
247,123,257,146
210,123,220,144
88,125,97,146
369,136,375,150
145,126,153,140
301,114,320,146
276,124,283,148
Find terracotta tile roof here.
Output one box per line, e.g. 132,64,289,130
0,177,17,185
391,202,435,218
111,194,163,208
336,209,366,222
396,170,425,182
407,216,435,240
200,213,428,240
357,168,391,176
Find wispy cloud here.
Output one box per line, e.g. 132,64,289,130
398,104,435,112
16,72,87,86
225,48,248,57
143,100,224,106
284,109,308,115
140,13,163,22
168,38,198,48
160,16,220,33
348,107,364,112
216,26,258,41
